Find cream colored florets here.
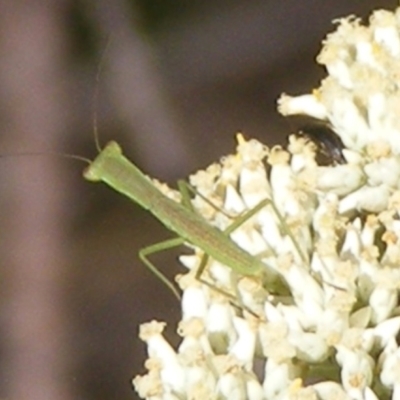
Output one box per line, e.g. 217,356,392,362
134,5,400,400
279,7,400,214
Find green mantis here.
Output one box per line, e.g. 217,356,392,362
83,140,278,300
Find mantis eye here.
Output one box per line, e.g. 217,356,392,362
285,114,346,165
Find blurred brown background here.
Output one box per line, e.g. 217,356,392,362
0,1,396,399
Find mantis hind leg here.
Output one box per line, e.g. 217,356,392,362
139,237,185,300
193,199,271,315
176,180,263,309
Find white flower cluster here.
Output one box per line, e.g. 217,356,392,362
133,5,400,400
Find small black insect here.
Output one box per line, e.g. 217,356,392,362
285,114,346,165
